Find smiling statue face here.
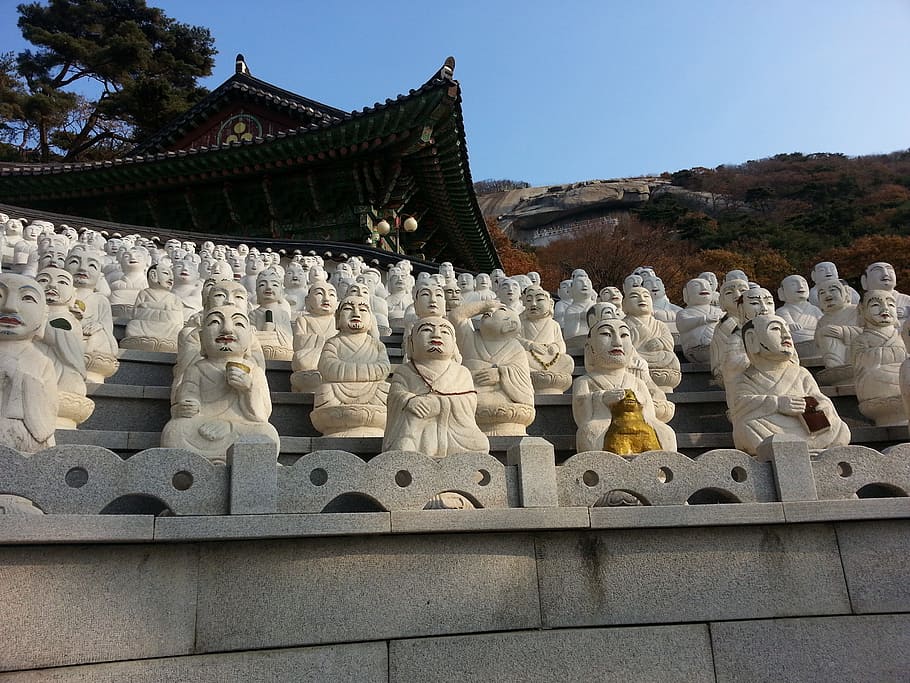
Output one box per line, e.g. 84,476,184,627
745,314,794,362
479,304,520,339
818,280,848,312
201,306,251,358
65,248,103,289
415,285,445,318
779,275,809,304
256,269,283,304
522,285,553,319
336,297,372,334
588,319,633,369
475,274,492,291
812,261,838,284
720,279,749,314
684,278,713,306
739,288,775,321
623,287,653,317
0,273,47,340
862,290,897,328
864,262,896,291
305,283,337,316
36,267,75,305
150,265,174,290
411,317,456,361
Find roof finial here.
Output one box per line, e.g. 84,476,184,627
236,53,250,75
439,56,455,80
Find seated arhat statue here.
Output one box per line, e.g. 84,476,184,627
162,305,279,464
290,281,338,393
64,246,119,383
809,261,860,307
572,318,677,455
850,290,908,426
642,274,681,325
622,286,681,393
383,316,489,457
35,267,93,429
108,246,150,318
561,274,596,349
310,296,390,437
121,263,184,353
814,278,862,385
731,314,850,455
518,285,574,395
677,278,721,363
0,273,58,453
451,299,535,436
862,262,910,324
776,275,822,345
250,267,294,361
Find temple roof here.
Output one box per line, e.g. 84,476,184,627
0,58,500,271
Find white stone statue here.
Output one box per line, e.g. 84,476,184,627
171,258,203,321
709,278,750,389
731,314,851,455
2,219,24,267
642,274,681,324
402,280,447,341
310,296,390,437
698,271,720,306
450,299,535,436
561,274,596,344
64,246,119,383
464,272,496,304
519,285,574,395
497,277,524,314
776,275,822,345
809,261,860,307
283,262,310,314
35,267,93,429
815,278,862,384
386,266,413,327
443,281,462,314
598,286,624,317
290,281,339,393
355,272,391,336
240,252,266,300
851,290,908,426
0,273,58,452
677,278,721,363
572,318,677,455
713,283,773,400
121,263,184,353
108,246,150,318
553,279,573,324
457,272,474,298
383,316,489,457
622,286,681,393
250,267,294,361
862,262,910,323
12,221,41,277
162,305,279,464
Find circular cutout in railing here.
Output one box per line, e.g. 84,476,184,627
172,470,194,491
582,470,599,487
730,466,748,483
836,462,853,478
395,470,412,487
657,467,673,484
65,467,88,489
475,469,491,486
309,468,328,486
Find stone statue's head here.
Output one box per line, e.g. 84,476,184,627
570,276,593,302
698,271,718,290
622,287,653,317
336,296,372,334
737,287,775,322
742,314,795,363
528,271,541,286
346,282,372,300
623,274,643,295
599,286,622,308
779,275,810,305
861,290,897,328
497,278,521,305
36,267,75,306
585,302,619,329
443,283,462,312
120,246,148,272
64,246,104,289
725,269,749,284
255,267,284,304
0,273,47,341
683,278,713,307
457,272,474,291
304,282,337,317
438,262,455,280
475,273,492,291
812,261,838,285
642,275,666,300
148,263,174,290
245,253,265,276
522,285,553,320
209,259,235,282
284,262,305,288
409,316,459,362
719,278,749,315
862,262,896,292
478,303,520,340
586,318,633,371
200,305,252,359
817,279,849,313
414,283,445,318
206,280,250,312
558,279,572,301
175,258,198,284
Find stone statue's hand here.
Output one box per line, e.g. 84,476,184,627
601,388,627,405
82,321,101,335
822,326,844,340
408,395,437,418
778,396,806,415
547,343,558,356
198,420,230,442
789,322,802,331
226,367,253,391
474,367,500,386
898,306,908,319
706,310,721,323
175,398,201,417
643,339,662,352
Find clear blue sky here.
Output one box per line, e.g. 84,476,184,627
2,0,909,186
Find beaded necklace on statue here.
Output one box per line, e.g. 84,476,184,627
410,361,477,396
528,347,559,370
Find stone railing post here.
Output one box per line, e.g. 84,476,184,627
756,434,818,502
506,437,558,507
227,437,279,514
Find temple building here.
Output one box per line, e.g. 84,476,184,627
0,56,499,271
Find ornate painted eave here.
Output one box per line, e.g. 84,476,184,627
0,60,500,271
